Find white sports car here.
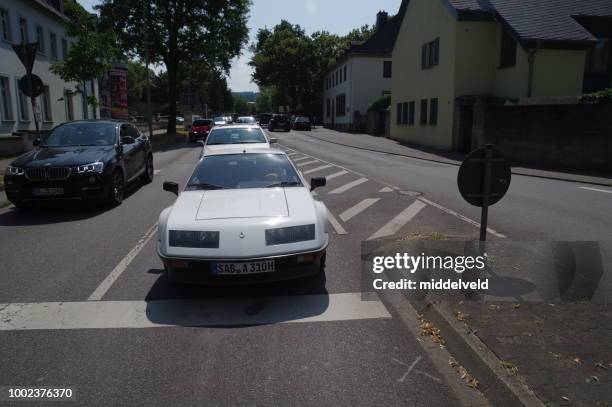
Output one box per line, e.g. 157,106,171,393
158,148,329,284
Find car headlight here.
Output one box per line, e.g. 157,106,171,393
169,230,220,248
6,166,25,176
266,224,315,246
76,162,104,174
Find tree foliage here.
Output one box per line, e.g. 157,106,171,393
98,0,250,133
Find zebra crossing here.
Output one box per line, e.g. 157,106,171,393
277,143,505,241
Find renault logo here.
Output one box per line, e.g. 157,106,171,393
239,232,245,239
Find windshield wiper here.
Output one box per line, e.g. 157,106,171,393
187,183,227,190
265,181,302,188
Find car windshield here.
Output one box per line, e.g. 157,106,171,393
186,153,302,190
193,120,212,126
237,117,256,124
274,115,288,121
206,127,267,145
213,117,226,122
42,122,116,147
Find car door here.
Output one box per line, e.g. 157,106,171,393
128,125,147,177
119,124,138,181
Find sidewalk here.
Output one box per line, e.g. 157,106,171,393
304,128,612,187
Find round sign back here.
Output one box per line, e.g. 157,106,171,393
457,145,511,207
18,74,44,98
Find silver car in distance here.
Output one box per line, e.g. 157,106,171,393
158,147,328,284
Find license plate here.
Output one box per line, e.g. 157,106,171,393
214,260,275,275
32,187,64,196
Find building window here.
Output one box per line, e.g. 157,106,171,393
40,85,52,122
61,37,68,60
19,17,29,44
499,29,517,68
36,25,45,54
344,65,347,82
409,101,415,125
420,99,428,125
402,102,408,124
429,98,438,125
421,38,439,69
335,94,346,117
16,79,29,121
0,8,11,42
396,103,402,125
49,31,58,59
383,60,392,78
0,76,13,121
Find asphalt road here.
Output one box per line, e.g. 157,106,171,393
0,135,487,406
1,129,609,405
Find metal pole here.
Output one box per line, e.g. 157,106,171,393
143,0,153,138
26,73,42,141
479,144,493,242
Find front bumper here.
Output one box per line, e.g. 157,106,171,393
189,131,209,140
4,173,109,203
157,244,327,285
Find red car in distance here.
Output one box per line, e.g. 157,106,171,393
189,119,214,142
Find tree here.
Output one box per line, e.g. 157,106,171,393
233,96,249,115
126,60,153,105
98,0,250,133
51,0,117,118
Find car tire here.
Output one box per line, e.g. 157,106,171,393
141,154,154,184
107,170,125,206
188,135,195,143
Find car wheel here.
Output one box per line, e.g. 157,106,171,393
188,135,195,142
141,154,154,184
107,170,125,206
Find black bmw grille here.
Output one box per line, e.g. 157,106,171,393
25,167,71,181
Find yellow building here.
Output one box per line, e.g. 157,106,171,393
390,0,612,152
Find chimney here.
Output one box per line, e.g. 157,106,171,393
376,11,389,30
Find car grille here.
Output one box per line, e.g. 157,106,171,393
25,167,72,181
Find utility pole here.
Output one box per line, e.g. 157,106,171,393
143,0,153,138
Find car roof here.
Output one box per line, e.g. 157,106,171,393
210,124,262,130
202,147,285,157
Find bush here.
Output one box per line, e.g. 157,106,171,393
580,88,612,103
368,94,391,112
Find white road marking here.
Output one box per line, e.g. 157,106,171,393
368,201,427,240
327,210,348,235
379,187,394,193
418,197,507,238
154,169,161,175
297,160,320,167
292,156,311,162
87,224,158,301
325,170,349,181
288,152,300,157
580,186,612,195
329,177,368,194
340,198,381,222
302,164,333,175
0,293,390,331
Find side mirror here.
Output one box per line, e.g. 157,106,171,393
269,137,278,144
310,177,326,192
33,138,41,147
121,136,136,145
163,181,179,196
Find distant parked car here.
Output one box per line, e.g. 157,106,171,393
293,116,312,131
236,116,257,124
4,120,154,207
213,117,228,126
258,113,272,128
189,119,213,142
176,116,185,125
269,114,291,132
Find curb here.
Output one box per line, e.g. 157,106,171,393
407,297,545,407
296,130,612,187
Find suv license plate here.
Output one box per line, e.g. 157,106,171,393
214,260,275,275
33,188,64,196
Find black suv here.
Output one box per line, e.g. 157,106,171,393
268,114,291,132
4,121,154,207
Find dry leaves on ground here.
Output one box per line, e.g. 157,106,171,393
449,357,479,389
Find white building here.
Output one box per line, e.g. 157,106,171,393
323,3,407,131
0,0,98,138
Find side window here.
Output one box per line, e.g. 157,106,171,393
126,124,139,139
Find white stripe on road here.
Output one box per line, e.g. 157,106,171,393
154,169,161,175
302,164,333,175
340,198,381,222
329,177,368,194
288,152,300,157
292,156,311,162
327,210,348,235
0,293,389,331
297,160,320,167
580,186,612,195
418,197,506,238
325,170,349,181
87,223,158,301
368,201,427,240
379,187,394,193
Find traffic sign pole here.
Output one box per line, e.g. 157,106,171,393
479,145,493,242
27,73,42,142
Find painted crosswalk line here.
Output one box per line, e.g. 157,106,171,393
339,198,381,222
303,164,333,175
367,200,427,240
329,177,369,194
298,160,320,167
325,170,349,181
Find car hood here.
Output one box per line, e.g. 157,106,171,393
10,146,115,168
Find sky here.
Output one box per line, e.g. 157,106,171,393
80,0,402,92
